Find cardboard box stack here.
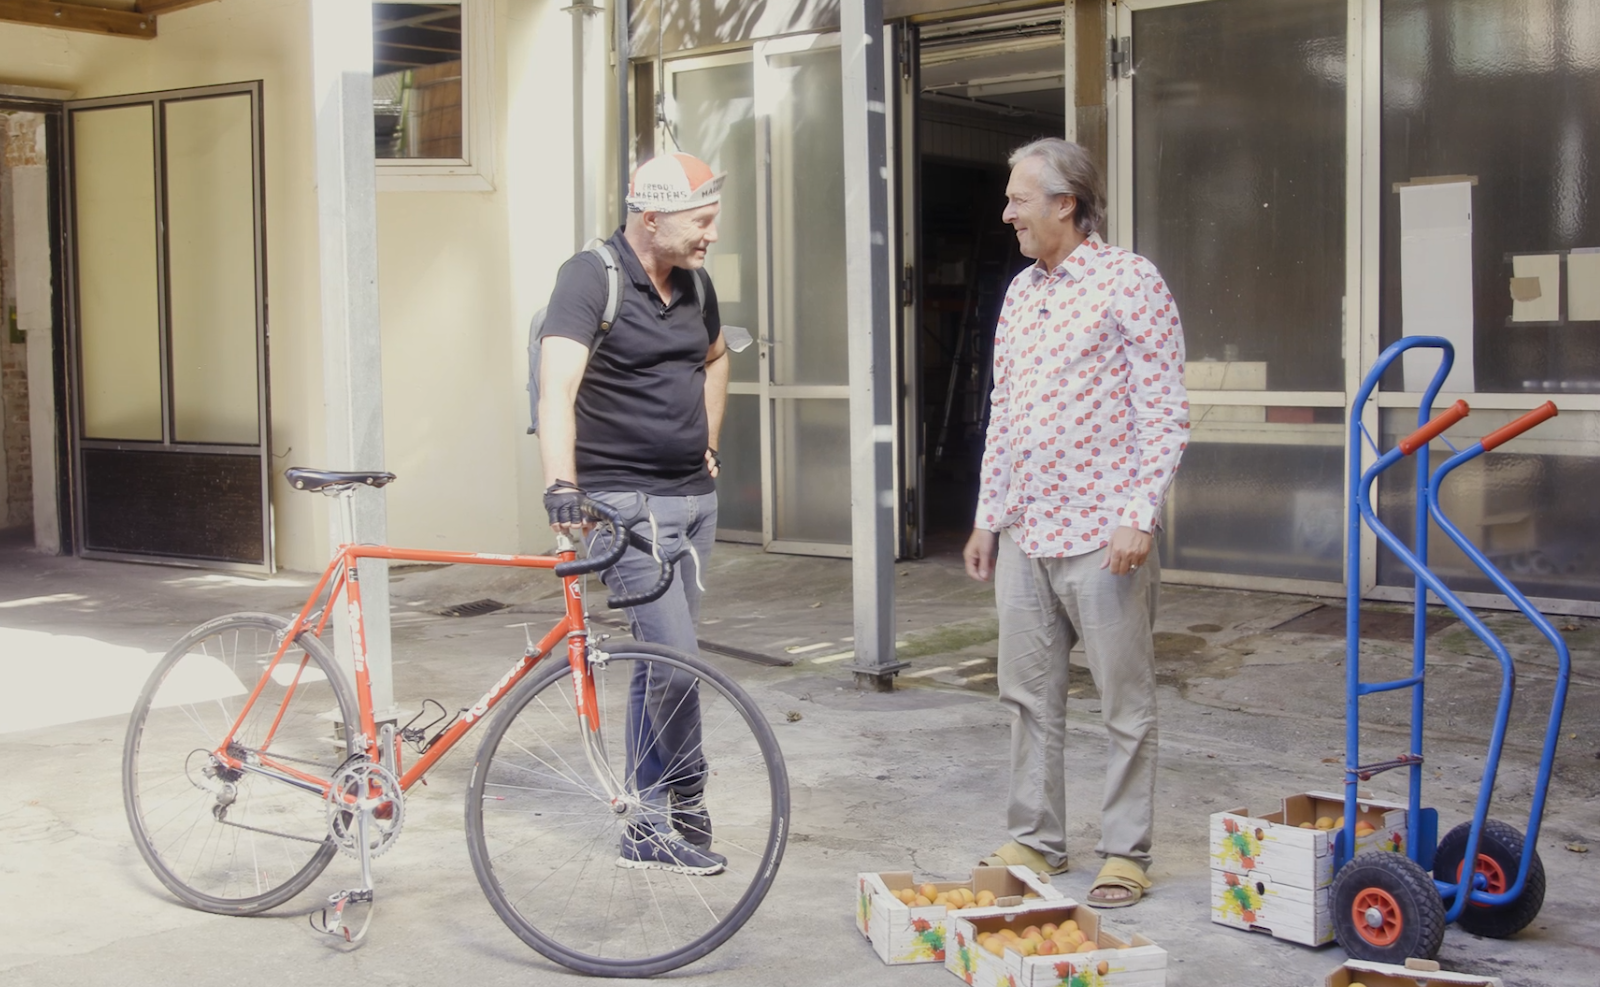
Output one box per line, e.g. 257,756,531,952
855,865,1061,965
945,901,1167,987
1210,790,1407,945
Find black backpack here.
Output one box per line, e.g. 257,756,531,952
525,240,705,435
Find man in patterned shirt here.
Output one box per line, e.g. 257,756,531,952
964,138,1189,908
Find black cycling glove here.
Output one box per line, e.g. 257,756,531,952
544,480,585,528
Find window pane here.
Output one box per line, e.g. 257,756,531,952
671,60,760,382
718,393,761,534
767,46,848,387
374,3,463,159
1380,0,1600,393
773,398,850,544
166,95,259,445
1377,408,1600,602
1133,0,1347,391
1161,404,1346,582
74,104,162,441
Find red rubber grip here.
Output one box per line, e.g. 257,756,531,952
1481,401,1558,451
1399,400,1470,456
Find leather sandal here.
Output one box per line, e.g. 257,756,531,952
1086,856,1151,908
978,840,1068,876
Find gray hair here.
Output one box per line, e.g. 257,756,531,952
1008,138,1105,236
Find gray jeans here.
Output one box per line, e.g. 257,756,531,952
586,491,717,829
995,530,1160,870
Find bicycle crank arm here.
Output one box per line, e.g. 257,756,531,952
311,888,374,945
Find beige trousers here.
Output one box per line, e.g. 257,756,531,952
995,531,1160,871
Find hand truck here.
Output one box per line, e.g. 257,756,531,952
1332,336,1571,962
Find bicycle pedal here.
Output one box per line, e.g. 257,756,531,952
311,888,375,945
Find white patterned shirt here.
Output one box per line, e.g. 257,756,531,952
975,233,1190,558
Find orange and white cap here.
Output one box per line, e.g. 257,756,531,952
626,152,725,213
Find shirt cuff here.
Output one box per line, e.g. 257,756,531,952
1113,498,1158,534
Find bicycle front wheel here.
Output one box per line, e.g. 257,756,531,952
123,612,358,915
466,642,789,977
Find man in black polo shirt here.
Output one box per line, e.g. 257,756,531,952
538,152,729,876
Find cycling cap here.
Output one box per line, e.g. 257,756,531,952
626,153,725,213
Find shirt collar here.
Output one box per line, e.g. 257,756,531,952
608,226,690,301
1028,232,1104,286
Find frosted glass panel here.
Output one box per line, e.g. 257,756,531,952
767,46,848,386
774,398,850,544
166,95,259,445
672,60,760,382
1380,0,1600,392
74,104,161,441
1160,404,1346,581
1377,409,1600,601
1133,0,1347,391
718,393,762,534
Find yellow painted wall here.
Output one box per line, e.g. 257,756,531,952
0,0,586,569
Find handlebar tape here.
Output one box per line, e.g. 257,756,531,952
1399,399,1470,456
551,498,633,577
1481,401,1558,452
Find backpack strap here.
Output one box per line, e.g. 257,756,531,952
583,240,622,350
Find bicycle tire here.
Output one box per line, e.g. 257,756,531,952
123,612,359,915
466,642,789,977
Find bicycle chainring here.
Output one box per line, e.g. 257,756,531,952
325,758,404,859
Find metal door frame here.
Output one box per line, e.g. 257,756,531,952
62,81,272,571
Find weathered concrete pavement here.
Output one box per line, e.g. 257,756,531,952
2,537,1597,986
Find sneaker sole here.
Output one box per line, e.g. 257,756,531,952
615,855,724,877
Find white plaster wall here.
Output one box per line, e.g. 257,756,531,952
0,0,590,568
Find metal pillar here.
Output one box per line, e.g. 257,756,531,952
309,0,394,717
568,0,607,248
839,0,905,691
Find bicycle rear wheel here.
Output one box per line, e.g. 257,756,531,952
466,642,789,978
123,612,358,915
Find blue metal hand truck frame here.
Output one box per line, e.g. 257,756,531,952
1331,336,1571,963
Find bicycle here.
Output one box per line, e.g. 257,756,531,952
121,467,790,977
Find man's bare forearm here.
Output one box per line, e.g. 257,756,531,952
704,346,730,451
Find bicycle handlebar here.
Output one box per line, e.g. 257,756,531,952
550,496,680,610
1399,399,1470,455
1481,401,1558,452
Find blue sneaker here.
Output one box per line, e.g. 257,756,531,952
617,825,724,876
671,790,728,868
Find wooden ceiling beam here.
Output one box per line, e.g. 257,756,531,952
137,0,222,14
0,0,157,38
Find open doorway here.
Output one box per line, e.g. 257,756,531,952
913,11,1066,557
0,103,66,554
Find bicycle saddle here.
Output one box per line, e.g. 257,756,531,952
284,467,397,492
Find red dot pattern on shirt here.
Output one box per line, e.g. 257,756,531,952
976,235,1191,559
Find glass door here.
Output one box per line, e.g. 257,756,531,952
662,52,762,541
756,32,852,557
1111,0,1353,592
64,83,270,568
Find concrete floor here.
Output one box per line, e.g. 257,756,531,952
2,536,1597,986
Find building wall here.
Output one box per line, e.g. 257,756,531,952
0,0,589,569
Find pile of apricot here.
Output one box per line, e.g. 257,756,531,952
973,919,1129,962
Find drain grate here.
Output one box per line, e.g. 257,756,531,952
438,598,509,618
1273,605,1455,642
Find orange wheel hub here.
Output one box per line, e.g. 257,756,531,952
1351,887,1403,946
1456,853,1508,906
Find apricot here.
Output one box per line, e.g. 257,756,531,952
1355,821,1377,837
983,938,1006,957
975,890,997,907
1315,816,1336,830
1098,961,1111,975
912,894,932,907
1076,940,1100,954
1060,920,1080,933
1298,821,1316,829
1036,940,1060,956
919,883,939,900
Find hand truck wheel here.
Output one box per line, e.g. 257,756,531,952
1433,818,1545,938
1331,851,1446,964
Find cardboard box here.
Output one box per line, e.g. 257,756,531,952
1325,958,1503,987
855,865,1060,965
946,902,1166,987
1210,867,1332,946
1210,791,1408,888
